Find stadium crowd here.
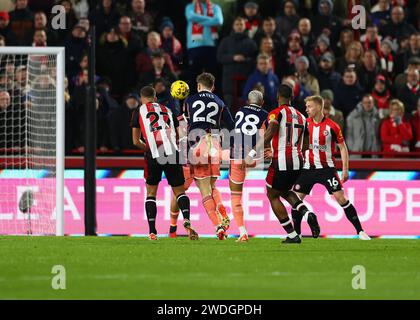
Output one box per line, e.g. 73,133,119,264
0,0,419,157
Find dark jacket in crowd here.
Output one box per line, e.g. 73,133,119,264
316,68,341,92
380,20,417,41
217,32,258,97
333,80,364,118
311,0,342,45
90,2,120,40
97,39,131,99
137,66,177,90
8,7,34,45
397,84,420,116
242,69,279,111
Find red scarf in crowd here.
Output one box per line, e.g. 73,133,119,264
191,0,218,41
407,82,419,94
287,47,303,65
245,17,259,37
380,52,393,73
364,37,381,58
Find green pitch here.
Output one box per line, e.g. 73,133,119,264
0,236,419,300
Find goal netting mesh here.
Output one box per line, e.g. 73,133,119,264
0,51,63,235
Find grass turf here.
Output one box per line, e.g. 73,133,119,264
0,236,419,300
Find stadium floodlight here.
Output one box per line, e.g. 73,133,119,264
0,47,65,236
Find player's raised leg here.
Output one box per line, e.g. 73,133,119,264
211,177,230,229
267,186,301,244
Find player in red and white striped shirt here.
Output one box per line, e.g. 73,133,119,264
292,95,371,240
257,85,320,243
131,86,198,241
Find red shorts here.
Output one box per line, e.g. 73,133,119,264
190,134,221,179
229,159,257,184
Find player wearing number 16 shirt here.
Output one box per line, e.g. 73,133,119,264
262,85,320,244
130,86,198,241
291,95,371,240
183,73,235,240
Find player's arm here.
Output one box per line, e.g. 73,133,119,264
302,124,309,152
338,142,349,183
132,128,147,151
245,120,278,164
222,105,235,131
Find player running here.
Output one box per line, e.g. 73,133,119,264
130,86,198,240
184,73,235,240
292,95,371,240
229,90,268,242
258,84,320,244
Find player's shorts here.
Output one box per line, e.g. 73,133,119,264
190,134,221,179
144,154,185,187
229,159,257,185
266,163,301,192
183,165,194,189
293,167,343,195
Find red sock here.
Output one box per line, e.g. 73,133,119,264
231,191,244,228
202,195,219,226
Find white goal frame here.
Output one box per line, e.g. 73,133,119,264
0,47,65,236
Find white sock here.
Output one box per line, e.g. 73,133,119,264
239,226,247,236
288,231,298,238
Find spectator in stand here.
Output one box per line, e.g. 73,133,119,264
0,35,5,47
56,0,77,44
380,6,416,42
130,0,154,43
242,1,260,40
64,23,88,80
33,11,58,46
321,89,344,131
334,28,354,59
335,41,364,74
0,90,14,149
254,17,282,54
395,33,420,75
185,0,223,85
278,30,305,78
294,55,319,95
32,29,46,47
259,37,280,75
397,69,419,115
242,54,279,111
136,31,174,75
370,0,391,28
312,0,342,46
410,98,420,151
311,33,332,65
108,92,139,153
379,38,396,77
97,27,131,100
217,16,257,109
118,15,143,89
372,74,392,119
298,18,315,56
64,76,75,154
395,56,420,93
0,11,17,45
316,52,341,92
159,17,183,74
358,50,380,93
137,50,177,90
275,0,299,40
334,68,364,118
362,24,382,58
71,0,89,19
380,99,413,157
8,0,34,45
91,0,120,41
346,94,381,158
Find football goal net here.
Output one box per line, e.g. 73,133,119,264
0,47,64,236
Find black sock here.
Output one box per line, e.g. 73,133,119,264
279,217,296,235
176,193,190,221
145,197,157,234
342,201,363,233
291,209,303,235
169,225,177,233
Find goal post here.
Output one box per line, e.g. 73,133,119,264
0,47,65,236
